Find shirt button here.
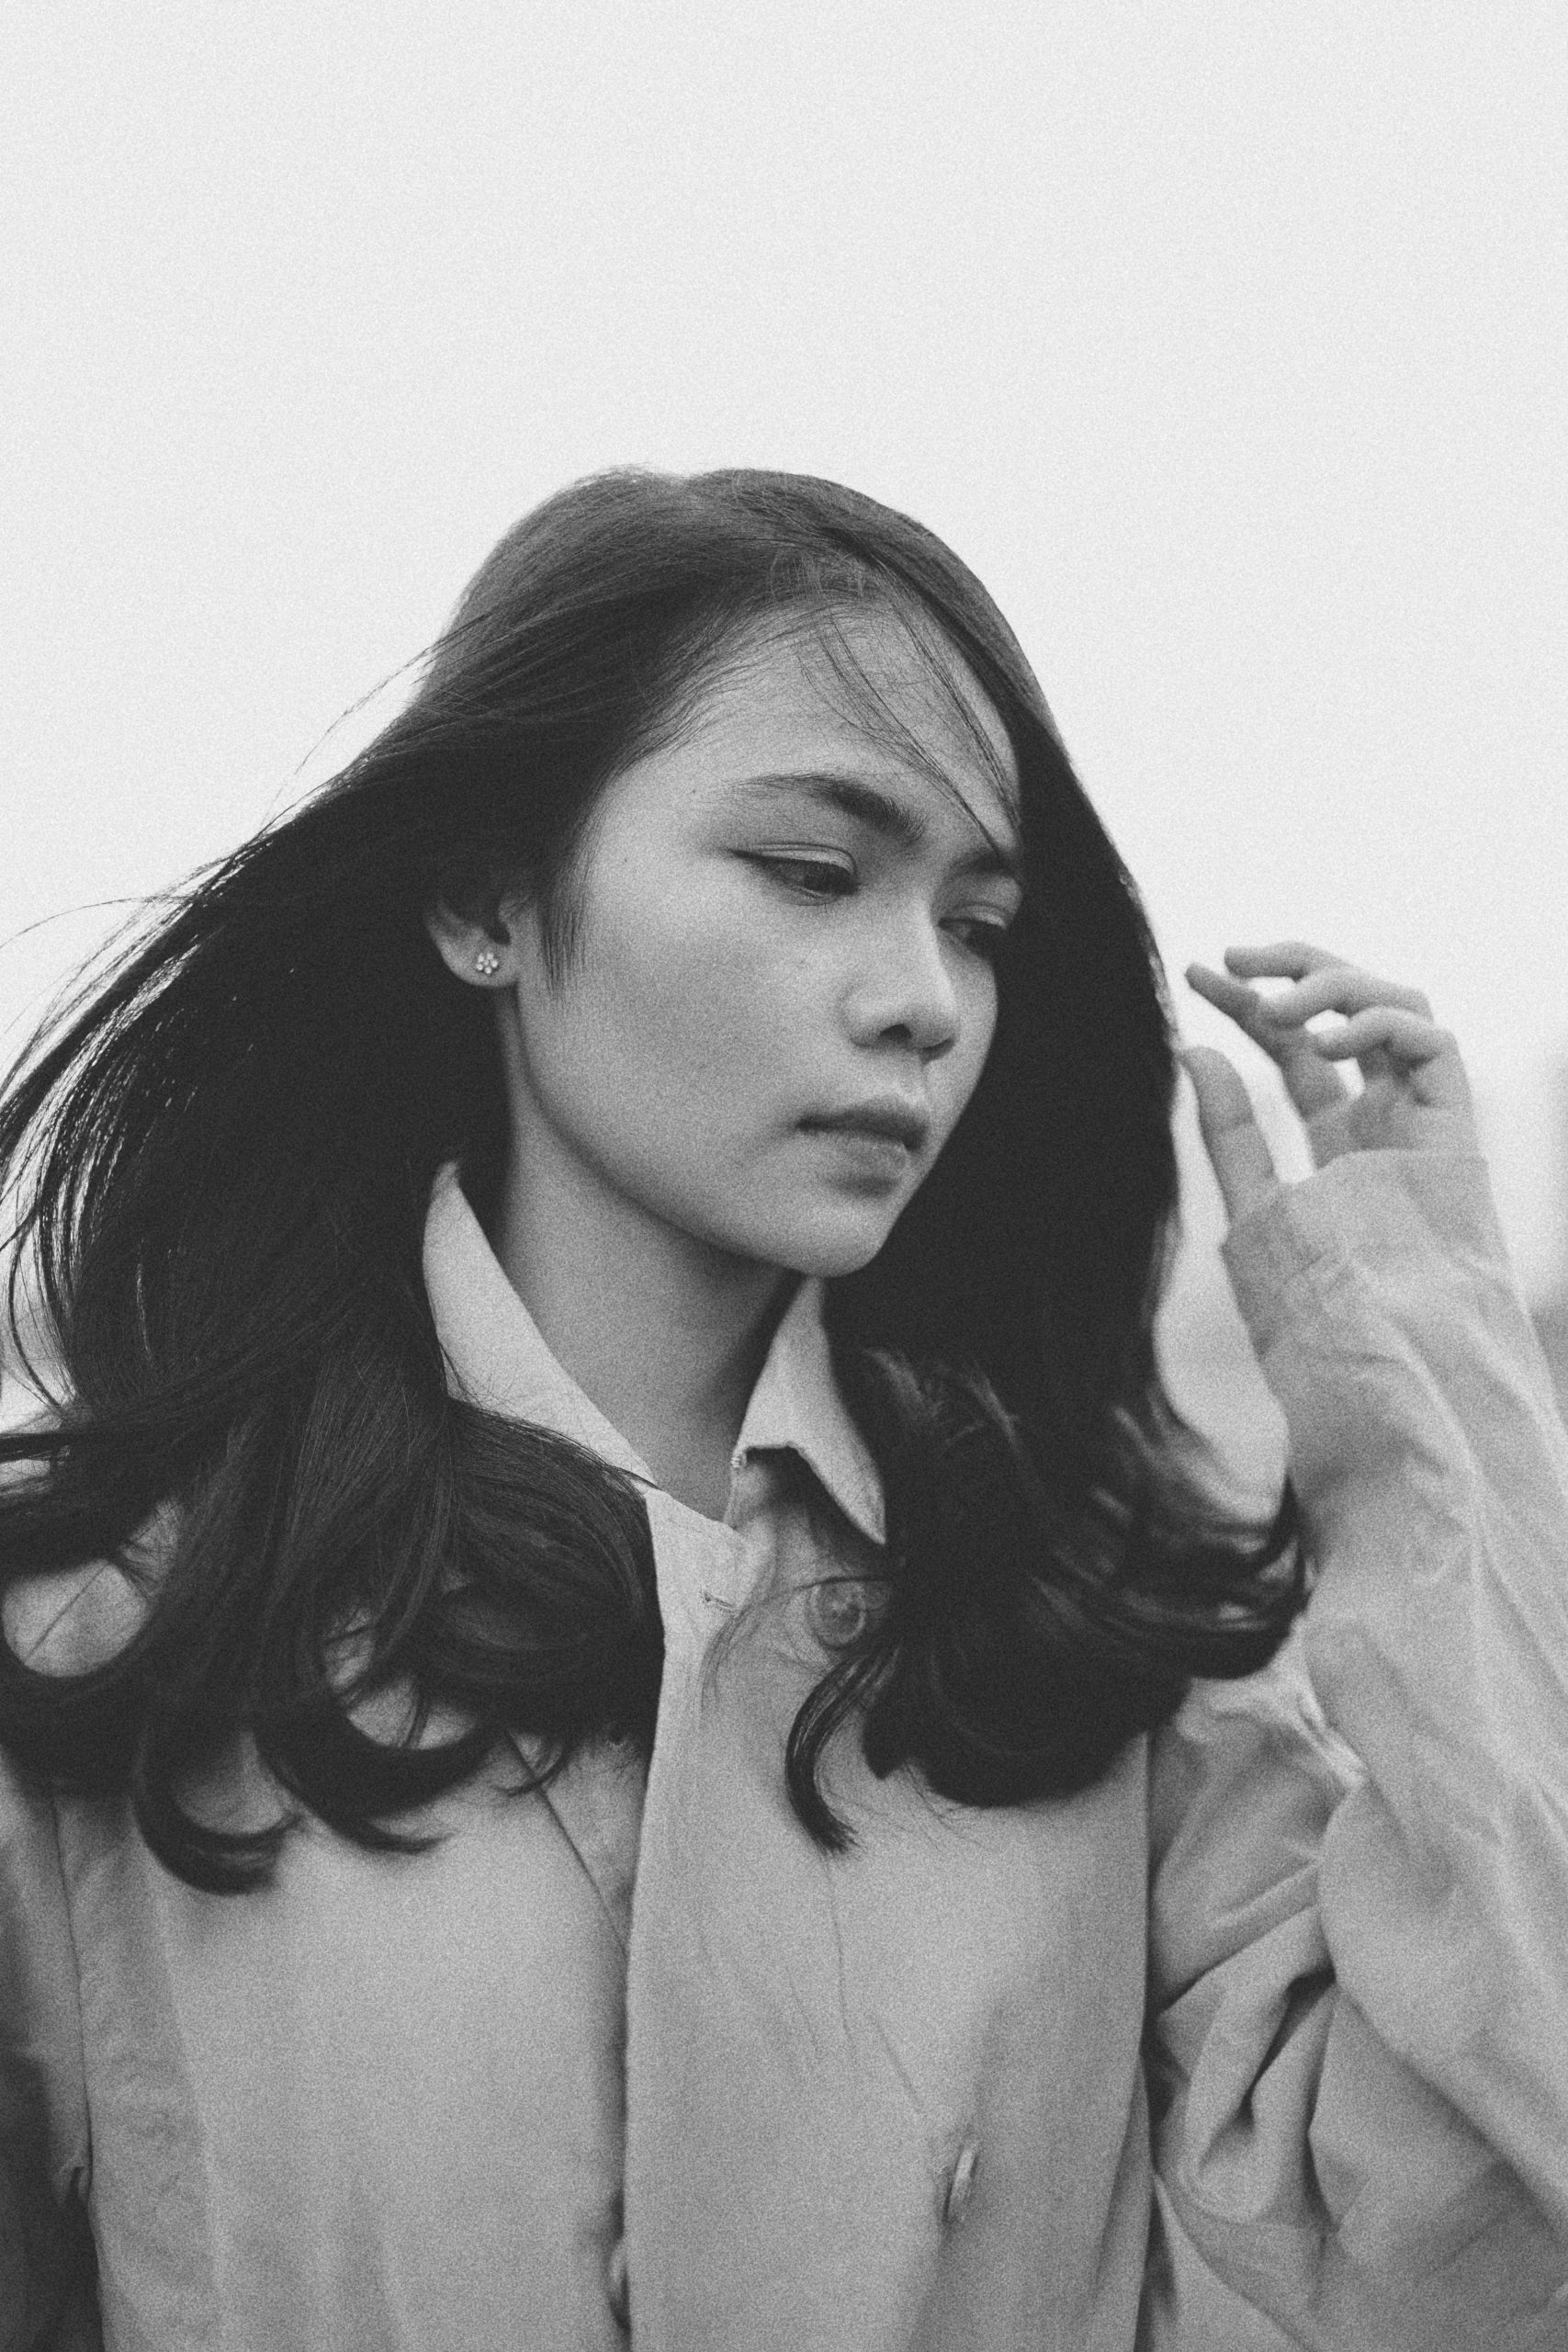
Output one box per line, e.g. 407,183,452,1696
942,2140,979,2225
606,2234,630,2330
805,1576,874,1650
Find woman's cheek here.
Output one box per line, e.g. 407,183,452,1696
931,978,997,1123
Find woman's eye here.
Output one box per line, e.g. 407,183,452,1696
945,915,1011,960
750,855,856,900
745,858,1015,950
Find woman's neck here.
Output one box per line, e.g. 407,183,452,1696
489,1138,792,1520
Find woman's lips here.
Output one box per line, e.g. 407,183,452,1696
800,1119,916,1182
800,1101,930,1150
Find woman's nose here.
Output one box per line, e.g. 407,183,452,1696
841,913,962,1056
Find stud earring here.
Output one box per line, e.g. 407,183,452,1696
473,948,502,977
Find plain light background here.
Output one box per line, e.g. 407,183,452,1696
4,1,1564,1363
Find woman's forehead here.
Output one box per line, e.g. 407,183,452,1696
678,605,1021,834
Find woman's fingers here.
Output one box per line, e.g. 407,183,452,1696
1188,949,1446,1098
1244,965,1435,1025
1189,948,1431,1033
1186,943,1479,1166
1312,1007,1473,1109
1186,960,1349,1124
1180,1045,1281,1223
1191,955,1457,1082
1219,940,1348,981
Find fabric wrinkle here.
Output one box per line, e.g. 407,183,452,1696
4,1148,1568,2345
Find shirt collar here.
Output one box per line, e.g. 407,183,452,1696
729,1272,886,1545
422,1167,886,1547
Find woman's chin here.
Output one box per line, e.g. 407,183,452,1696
679,1182,912,1283
756,1205,905,1281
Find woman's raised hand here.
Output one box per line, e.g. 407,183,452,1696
1181,942,1480,1226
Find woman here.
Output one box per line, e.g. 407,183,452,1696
1,468,1564,2350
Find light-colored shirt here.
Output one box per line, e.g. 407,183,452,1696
3,1149,1567,2348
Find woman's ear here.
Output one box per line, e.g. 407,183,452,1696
423,894,517,988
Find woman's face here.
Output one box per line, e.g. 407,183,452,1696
494,606,1024,1280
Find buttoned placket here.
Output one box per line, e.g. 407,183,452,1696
423,1169,894,2345
640,1415,853,1663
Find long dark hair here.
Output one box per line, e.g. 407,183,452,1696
0,468,1303,1887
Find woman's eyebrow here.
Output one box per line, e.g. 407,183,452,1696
744,770,1024,885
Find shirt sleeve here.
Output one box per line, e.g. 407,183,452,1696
0,1755,98,2352
1145,1148,1568,2350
